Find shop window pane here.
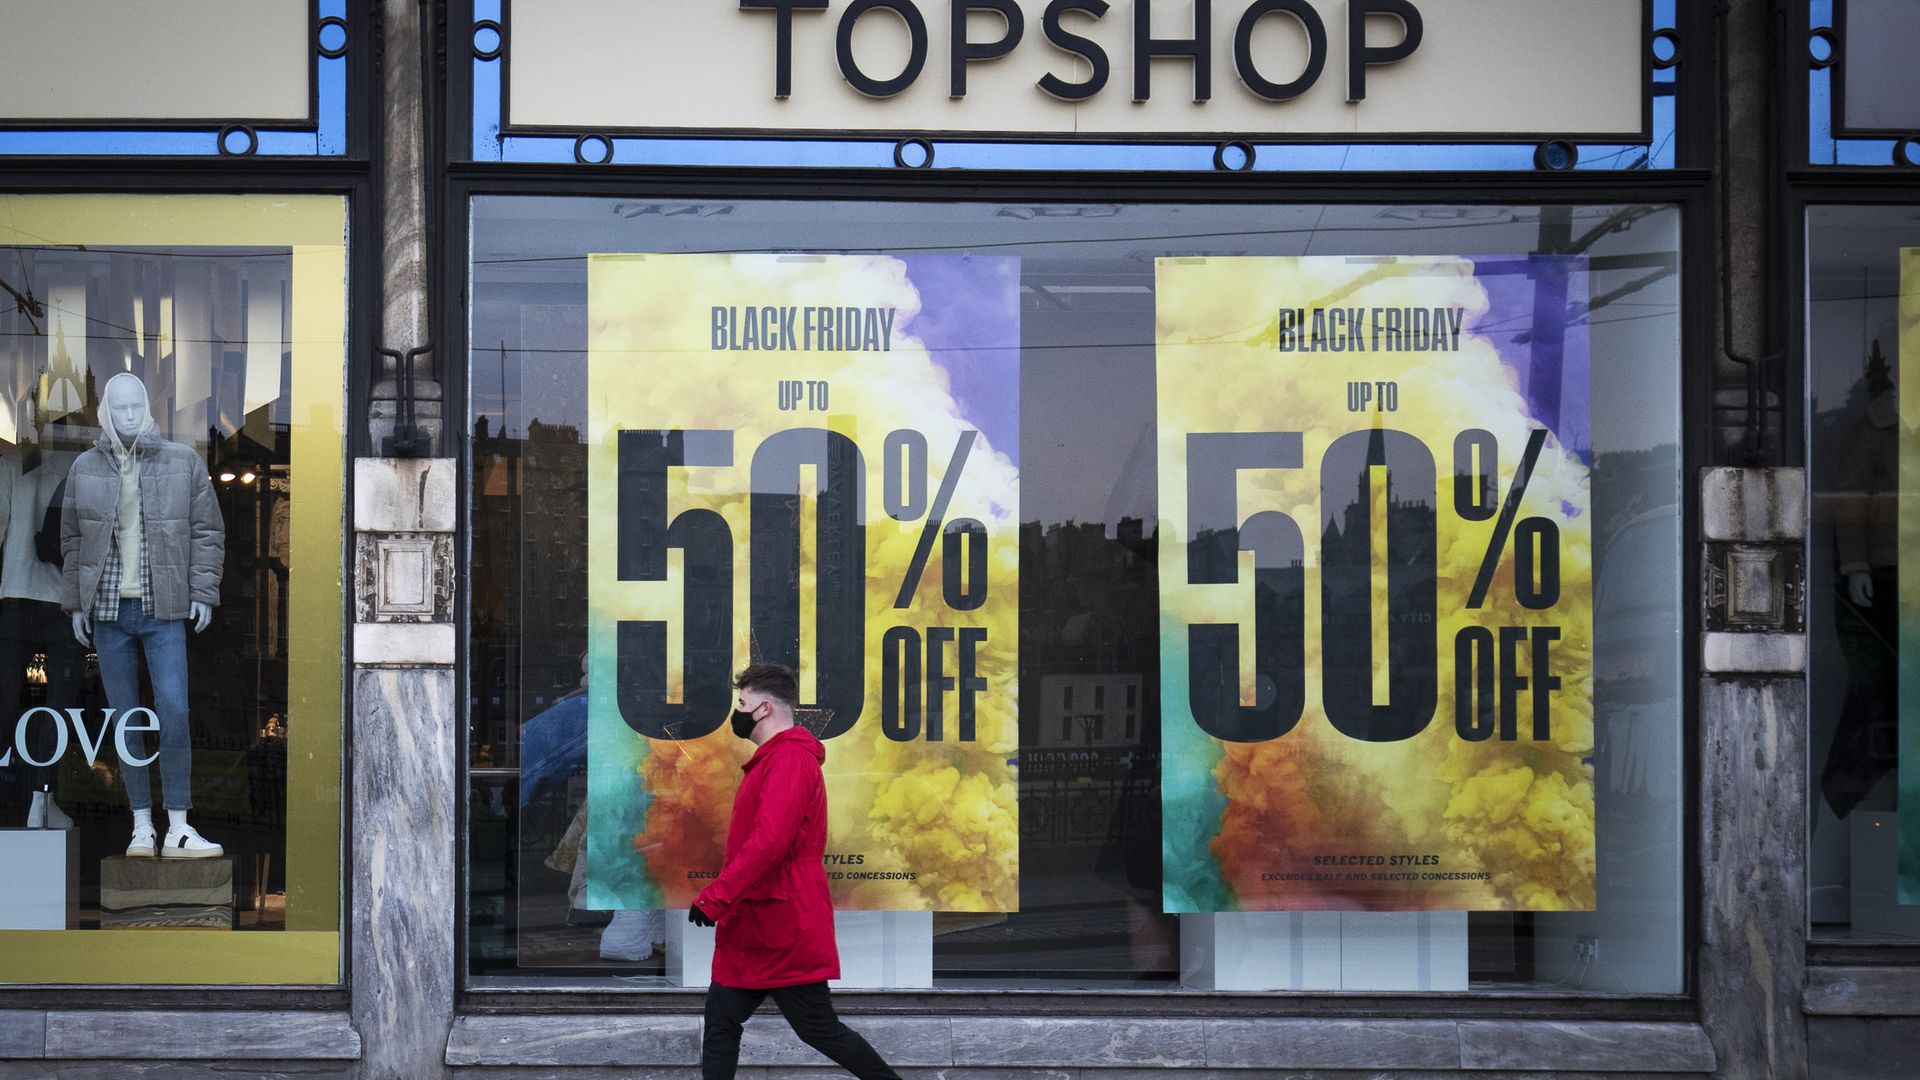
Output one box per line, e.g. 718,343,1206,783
467,198,1684,994
0,195,347,985
1807,205,1920,943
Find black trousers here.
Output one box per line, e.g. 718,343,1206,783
701,981,902,1080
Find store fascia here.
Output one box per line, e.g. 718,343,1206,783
498,0,1649,144
459,0,1687,997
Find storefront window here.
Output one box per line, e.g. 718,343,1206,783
0,195,347,985
1807,204,1920,942
468,197,1685,994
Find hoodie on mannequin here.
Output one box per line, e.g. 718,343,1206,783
59,372,224,633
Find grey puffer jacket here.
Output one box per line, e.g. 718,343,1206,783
60,431,225,620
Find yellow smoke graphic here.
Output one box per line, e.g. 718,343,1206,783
1158,256,1595,911
590,253,1019,912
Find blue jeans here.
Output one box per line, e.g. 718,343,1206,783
94,599,192,812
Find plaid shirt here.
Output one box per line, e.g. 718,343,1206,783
92,512,155,622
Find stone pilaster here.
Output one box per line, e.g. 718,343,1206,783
1697,467,1808,1080
351,458,459,1080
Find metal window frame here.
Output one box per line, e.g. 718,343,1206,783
441,164,1714,1019
1824,0,1920,142
0,0,326,133
1780,0,1920,970
437,0,1718,1021
0,0,363,160
0,0,377,1008
479,0,1658,149
1786,177,1920,964
1799,0,1920,170
0,163,374,1010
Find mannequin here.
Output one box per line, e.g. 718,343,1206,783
1823,344,1899,818
61,372,225,859
0,417,84,828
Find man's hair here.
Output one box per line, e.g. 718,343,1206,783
735,664,798,709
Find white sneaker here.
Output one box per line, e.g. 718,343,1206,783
127,825,158,859
160,824,224,859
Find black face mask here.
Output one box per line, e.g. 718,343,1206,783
730,706,761,740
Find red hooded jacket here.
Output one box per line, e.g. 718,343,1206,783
693,726,839,989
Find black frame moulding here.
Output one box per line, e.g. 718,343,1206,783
0,0,331,136
444,0,1717,1018
1824,0,1920,142
441,164,1715,1021
442,0,1719,1017
0,0,377,1010
1786,202,1920,965
474,0,1659,150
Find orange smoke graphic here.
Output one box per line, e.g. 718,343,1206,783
635,737,747,907
1211,730,1455,910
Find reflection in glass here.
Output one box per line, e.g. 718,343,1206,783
0,244,295,931
1807,205,1920,942
468,198,1685,993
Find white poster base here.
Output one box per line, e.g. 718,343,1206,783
667,909,935,990
1180,911,1469,991
0,828,78,930
664,910,713,987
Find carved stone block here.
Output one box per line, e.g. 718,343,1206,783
355,533,453,623
1702,542,1804,633
1700,466,1806,542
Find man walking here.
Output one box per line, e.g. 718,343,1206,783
689,664,903,1080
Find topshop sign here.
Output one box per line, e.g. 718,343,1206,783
738,0,1433,104
503,0,1648,141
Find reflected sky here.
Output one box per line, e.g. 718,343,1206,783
469,198,1683,529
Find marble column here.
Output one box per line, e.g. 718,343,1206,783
351,458,459,1080
1698,467,1809,1080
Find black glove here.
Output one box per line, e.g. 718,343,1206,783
688,904,716,928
